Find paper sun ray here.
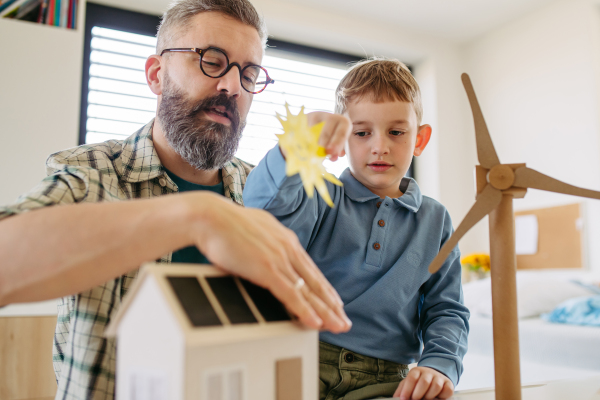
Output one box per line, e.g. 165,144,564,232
276,104,342,207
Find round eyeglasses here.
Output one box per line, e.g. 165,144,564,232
160,47,275,94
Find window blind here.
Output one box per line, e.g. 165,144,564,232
85,26,350,176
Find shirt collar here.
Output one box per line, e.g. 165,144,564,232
116,119,164,183
339,168,423,213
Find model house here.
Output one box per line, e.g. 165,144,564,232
105,263,318,400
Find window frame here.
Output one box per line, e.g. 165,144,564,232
80,3,160,146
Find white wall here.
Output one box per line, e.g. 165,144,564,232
0,13,85,206
462,0,600,270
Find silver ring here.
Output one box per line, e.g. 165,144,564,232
294,277,305,291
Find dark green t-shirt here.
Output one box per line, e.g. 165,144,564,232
164,167,224,264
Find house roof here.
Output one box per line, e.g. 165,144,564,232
105,263,310,344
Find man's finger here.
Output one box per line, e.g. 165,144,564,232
294,244,351,329
302,288,348,333
287,244,351,331
271,227,350,332
266,267,323,329
289,238,344,308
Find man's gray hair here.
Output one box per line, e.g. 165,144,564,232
156,0,267,54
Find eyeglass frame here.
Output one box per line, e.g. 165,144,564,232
159,47,275,94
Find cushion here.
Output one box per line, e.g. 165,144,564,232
542,296,600,327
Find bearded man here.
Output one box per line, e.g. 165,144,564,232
0,1,352,398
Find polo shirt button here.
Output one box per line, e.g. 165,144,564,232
373,242,381,250
344,353,354,363
376,201,382,208
378,220,385,227
159,177,167,187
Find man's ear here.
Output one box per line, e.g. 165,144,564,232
146,55,163,96
413,124,432,157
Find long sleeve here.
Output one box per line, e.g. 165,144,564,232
417,211,470,387
243,145,327,248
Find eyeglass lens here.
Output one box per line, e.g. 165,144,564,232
200,48,269,93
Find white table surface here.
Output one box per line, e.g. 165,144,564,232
0,299,58,317
378,375,600,400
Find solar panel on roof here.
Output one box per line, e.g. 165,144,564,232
240,279,291,322
167,276,222,327
206,277,258,325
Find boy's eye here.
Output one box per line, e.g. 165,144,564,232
389,130,405,136
355,131,369,137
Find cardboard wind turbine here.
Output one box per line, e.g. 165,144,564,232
428,74,600,400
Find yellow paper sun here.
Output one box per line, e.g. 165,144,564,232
276,104,342,207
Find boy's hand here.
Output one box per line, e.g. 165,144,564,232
307,112,352,162
394,367,454,400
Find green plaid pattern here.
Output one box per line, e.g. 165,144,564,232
0,119,253,399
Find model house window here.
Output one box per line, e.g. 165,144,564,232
81,4,359,176
204,366,245,400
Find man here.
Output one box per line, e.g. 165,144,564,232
0,1,352,398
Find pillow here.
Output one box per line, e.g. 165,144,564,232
462,273,598,319
542,295,600,327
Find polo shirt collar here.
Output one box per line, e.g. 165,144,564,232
339,168,423,213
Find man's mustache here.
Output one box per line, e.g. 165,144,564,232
188,93,240,126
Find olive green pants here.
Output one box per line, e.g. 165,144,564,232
319,341,409,400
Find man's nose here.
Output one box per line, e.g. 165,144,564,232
215,64,243,97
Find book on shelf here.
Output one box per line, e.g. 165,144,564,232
0,0,18,13
0,0,22,15
1,0,77,28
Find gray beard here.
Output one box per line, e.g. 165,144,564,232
157,77,245,171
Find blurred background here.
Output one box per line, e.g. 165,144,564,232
2,0,600,398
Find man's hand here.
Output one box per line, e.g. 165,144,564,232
307,111,352,161
394,367,454,400
187,192,352,334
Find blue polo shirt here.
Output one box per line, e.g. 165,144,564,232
243,145,470,386
164,167,224,264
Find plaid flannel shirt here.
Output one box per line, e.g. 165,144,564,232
0,119,253,400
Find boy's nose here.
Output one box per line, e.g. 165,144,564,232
371,135,389,155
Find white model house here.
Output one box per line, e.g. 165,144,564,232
105,263,318,400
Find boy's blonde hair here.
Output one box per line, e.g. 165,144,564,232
335,58,423,125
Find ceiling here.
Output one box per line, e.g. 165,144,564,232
271,0,560,43
94,0,561,44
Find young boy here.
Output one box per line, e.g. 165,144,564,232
243,59,469,400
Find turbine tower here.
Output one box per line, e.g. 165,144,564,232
428,74,600,400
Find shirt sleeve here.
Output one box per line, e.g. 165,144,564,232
417,210,470,387
243,145,326,249
0,158,101,222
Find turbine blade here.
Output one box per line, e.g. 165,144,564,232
513,167,600,200
428,184,502,274
462,73,501,169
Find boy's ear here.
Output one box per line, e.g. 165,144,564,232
413,124,432,157
146,55,163,96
